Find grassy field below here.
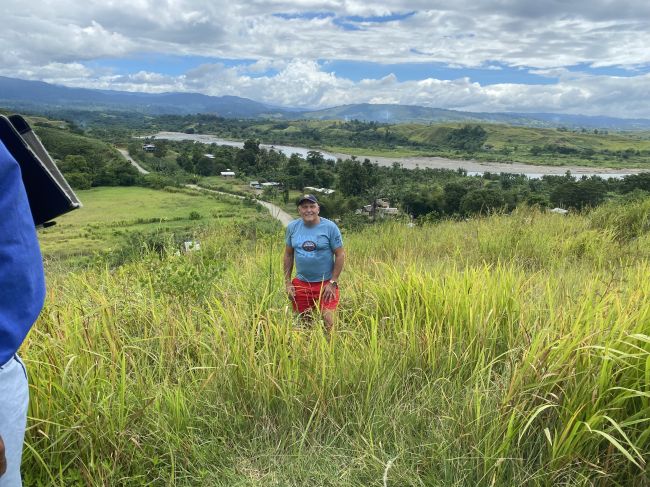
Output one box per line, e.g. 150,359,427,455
21,197,650,485
38,186,275,264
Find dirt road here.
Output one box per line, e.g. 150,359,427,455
185,184,294,227
117,148,150,174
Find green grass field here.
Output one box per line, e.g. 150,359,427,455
38,186,274,263
21,196,650,485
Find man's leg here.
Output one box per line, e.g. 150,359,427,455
0,355,29,487
319,284,340,333
321,308,336,332
291,279,317,326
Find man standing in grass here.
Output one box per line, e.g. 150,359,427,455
284,194,345,331
0,140,46,486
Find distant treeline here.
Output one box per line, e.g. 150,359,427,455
31,109,650,167
129,136,650,220
27,113,650,221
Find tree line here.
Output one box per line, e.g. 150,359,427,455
34,121,650,222
128,136,650,220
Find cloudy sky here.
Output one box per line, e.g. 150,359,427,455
2,1,650,118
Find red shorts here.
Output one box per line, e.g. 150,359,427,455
290,278,340,313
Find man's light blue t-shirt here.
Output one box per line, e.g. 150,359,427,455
285,217,343,282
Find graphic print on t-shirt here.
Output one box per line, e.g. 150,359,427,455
301,240,317,252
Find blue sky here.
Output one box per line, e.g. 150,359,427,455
88,55,563,85
1,1,650,118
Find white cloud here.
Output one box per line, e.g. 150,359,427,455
1,1,650,117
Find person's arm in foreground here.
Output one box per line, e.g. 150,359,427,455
323,247,345,301
0,434,6,477
284,245,295,298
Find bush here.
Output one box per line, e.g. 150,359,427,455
589,197,650,242
460,188,506,215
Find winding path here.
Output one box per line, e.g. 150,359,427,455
116,148,293,227
117,148,150,174
184,184,294,227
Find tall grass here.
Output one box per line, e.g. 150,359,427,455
22,205,650,486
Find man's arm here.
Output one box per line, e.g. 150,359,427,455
283,245,295,297
323,247,345,300
331,246,345,282
1,434,6,477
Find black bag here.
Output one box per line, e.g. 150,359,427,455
0,114,81,226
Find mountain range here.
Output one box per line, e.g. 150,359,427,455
2,75,650,130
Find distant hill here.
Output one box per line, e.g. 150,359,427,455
0,76,281,118
2,76,650,130
298,103,650,130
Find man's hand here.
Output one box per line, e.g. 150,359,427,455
322,281,338,302
1,434,7,477
286,281,296,299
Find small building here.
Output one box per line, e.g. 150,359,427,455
183,241,201,253
376,198,390,208
260,182,281,188
550,207,569,215
220,171,236,178
378,207,399,216
249,181,262,189
204,153,215,159
142,144,156,152
360,199,399,218
304,186,335,195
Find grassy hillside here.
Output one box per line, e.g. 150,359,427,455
393,123,650,167
38,186,274,264
22,198,650,485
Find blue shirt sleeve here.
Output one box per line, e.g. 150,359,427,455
0,140,46,364
329,221,343,250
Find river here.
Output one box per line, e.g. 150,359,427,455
149,131,646,179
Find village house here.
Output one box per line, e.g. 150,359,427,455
357,198,399,217
142,144,156,152
304,186,335,195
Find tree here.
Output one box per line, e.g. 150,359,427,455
400,188,444,218
58,155,90,173
317,168,335,188
550,182,581,209
549,178,606,210
460,188,505,215
306,150,326,167
176,153,194,173
621,173,650,193
443,181,475,214
64,172,92,190
195,156,216,176
336,159,366,196
243,139,260,153
446,125,488,152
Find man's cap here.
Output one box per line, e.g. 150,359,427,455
297,194,319,205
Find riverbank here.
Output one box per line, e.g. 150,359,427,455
151,132,648,177
330,152,648,176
